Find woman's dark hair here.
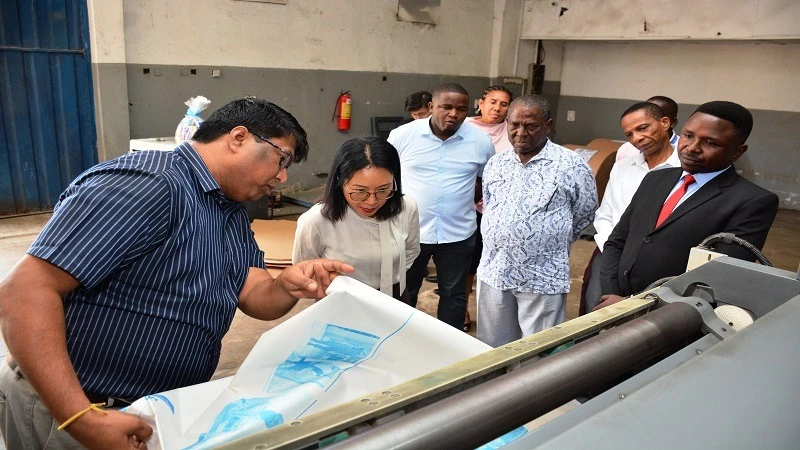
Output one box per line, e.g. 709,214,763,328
481,85,513,101
321,136,404,222
476,85,513,116
192,97,309,162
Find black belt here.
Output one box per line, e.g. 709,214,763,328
6,358,134,408
84,392,133,408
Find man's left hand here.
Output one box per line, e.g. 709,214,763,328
592,294,627,311
280,259,354,299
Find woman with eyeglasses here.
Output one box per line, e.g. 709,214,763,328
292,136,420,302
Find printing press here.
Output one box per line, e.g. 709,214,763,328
220,255,800,449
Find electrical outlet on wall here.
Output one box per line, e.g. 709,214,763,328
567,110,576,122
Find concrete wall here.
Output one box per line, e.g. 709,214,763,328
517,1,800,209
545,41,800,209
85,0,800,208
126,65,488,191
558,42,800,112
86,0,502,191
87,0,130,162
545,42,800,209
521,0,800,40
123,0,494,75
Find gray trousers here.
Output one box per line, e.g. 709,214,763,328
476,280,566,348
0,360,84,449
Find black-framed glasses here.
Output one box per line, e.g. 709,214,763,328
249,129,293,170
346,179,396,201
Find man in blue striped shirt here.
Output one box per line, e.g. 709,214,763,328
0,98,353,449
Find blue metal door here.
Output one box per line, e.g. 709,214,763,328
0,0,97,215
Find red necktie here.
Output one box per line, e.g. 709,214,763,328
656,174,696,227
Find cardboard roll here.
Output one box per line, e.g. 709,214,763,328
714,304,755,331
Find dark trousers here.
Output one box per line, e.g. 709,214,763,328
579,246,603,315
404,233,476,329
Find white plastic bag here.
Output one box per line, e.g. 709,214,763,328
175,96,211,143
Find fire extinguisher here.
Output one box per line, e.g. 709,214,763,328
332,91,352,131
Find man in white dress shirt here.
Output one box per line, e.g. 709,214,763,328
580,101,680,313
615,96,679,161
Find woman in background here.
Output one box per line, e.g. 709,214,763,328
462,85,514,331
293,136,420,301
465,85,513,154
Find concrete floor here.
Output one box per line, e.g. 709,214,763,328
0,209,798,381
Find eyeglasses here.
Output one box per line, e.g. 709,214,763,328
248,129,294,170
346,179,397,201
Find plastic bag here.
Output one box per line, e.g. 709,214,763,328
174,96,211,143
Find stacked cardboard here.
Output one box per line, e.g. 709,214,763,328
250,219,297,274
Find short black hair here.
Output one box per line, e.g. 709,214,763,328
647,96,678,119
509,94,551,121
432,82,469,99
192,97,309,162
693,101,754,144
405,91,432,111
321,136,404,222
621,101,666,121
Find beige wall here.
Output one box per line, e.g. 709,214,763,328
87,0,126,63
122,0,495,76
87,0,130,161
87,0,503,160
558,41,800,112
521,0,800,40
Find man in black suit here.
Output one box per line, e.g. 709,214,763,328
597,101,779,309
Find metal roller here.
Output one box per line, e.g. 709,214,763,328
332,302,704,450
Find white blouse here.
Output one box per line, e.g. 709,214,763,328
292,196,420,295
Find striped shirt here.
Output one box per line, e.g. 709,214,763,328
28,143,265,399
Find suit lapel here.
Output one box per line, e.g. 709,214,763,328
646,169,683,232
655,167,737,230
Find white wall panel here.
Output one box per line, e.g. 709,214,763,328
87,0,126,63
521,0,800,40
559,41,800,112
122,0,494,76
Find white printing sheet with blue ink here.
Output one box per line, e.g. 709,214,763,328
187,324,383,449
123,277,492,450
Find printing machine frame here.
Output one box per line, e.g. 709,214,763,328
221,256,800,449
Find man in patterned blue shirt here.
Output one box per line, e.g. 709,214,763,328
0,98,354,449
477,95,597,347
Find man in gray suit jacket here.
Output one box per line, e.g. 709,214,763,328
597,101,779,309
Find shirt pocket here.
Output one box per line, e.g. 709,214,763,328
521,183,561,215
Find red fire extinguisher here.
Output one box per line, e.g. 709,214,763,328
333,91,352,131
